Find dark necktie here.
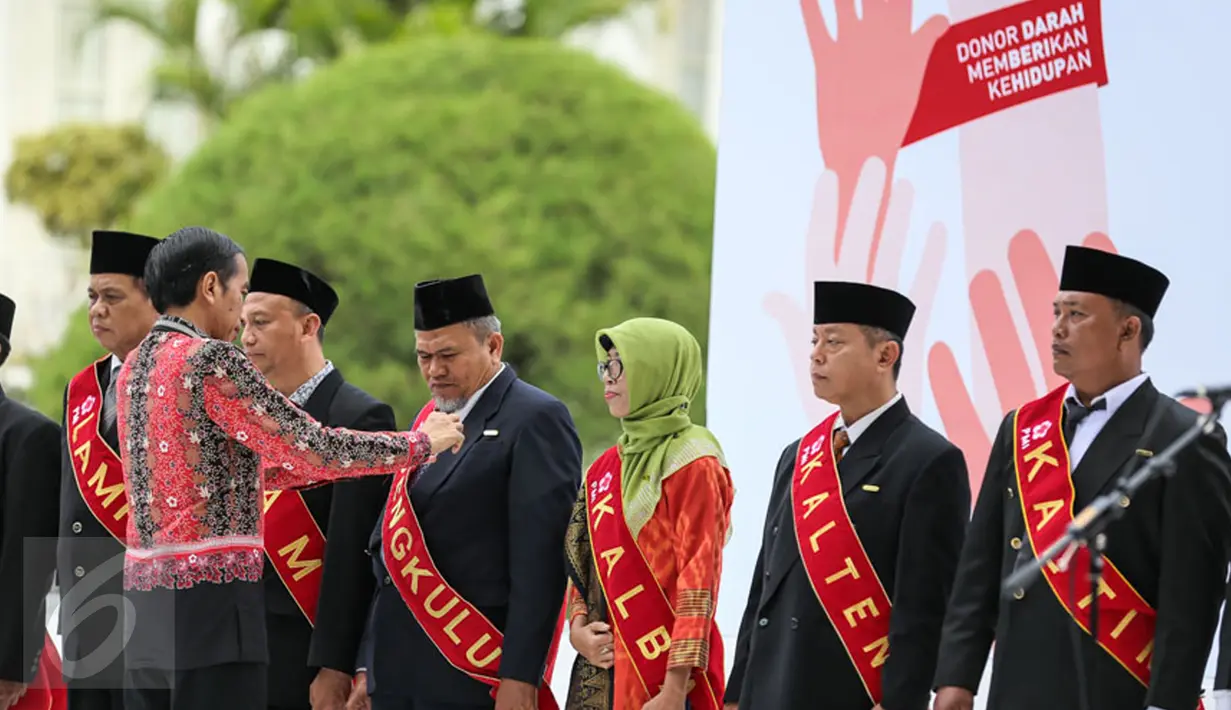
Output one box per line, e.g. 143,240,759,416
102,365,120,433
833,427,851,464
1063,398,1107,444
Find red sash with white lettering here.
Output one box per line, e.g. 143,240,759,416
1014,385,1203,708
381,403,562,708
263,490,327,625
791,411,892,704
584,447,725,708
66,360,129,543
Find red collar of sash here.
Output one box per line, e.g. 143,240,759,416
66,359,128,543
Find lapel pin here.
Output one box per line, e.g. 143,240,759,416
1135,449,1154,458
483,429,499,437
861,484,880,492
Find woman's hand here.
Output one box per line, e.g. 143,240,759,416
569,617,615,669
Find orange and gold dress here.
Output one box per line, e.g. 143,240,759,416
567,455,733,708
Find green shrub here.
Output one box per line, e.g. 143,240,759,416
4,123,169,245
30,36,716,457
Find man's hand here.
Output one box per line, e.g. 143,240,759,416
568,618,614,669
420,411,464,454
0,681,27,710
723,705,738,710
344,671,370,710
310,668,352,710
933,686,974,710
494,678,537,710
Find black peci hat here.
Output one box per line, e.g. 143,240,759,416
249,258,340,326
90,230,161,277
413,274,495,331
1058,246,1170,318
813,281,916,339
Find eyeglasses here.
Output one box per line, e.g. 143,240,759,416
597,358,624,382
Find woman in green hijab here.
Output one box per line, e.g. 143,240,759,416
563,317,734,710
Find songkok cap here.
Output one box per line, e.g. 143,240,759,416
249,258,340,326
90,230,160,277
813,281,916,339
414,274,494,331
1058,246,1170,318
0,293,15,366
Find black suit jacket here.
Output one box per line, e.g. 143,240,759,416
0,383,62,683
726,398,970,710
934,380,1231,710
56,359,129,688
358,366,581,704
264,368,394,708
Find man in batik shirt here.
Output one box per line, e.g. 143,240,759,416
115,227,464,710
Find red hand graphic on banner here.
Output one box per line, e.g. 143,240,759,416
928,229,1116,496
799,0,948,274
765,157,946,426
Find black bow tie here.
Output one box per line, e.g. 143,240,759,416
1063,398,1107,443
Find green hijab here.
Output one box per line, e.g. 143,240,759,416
596,317,725,538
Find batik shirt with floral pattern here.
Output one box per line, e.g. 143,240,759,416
116,316,430,591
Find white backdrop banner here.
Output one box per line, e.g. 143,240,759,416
702,0,1231,704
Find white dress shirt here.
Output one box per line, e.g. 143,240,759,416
1064,372,1149,468
836,391,903,455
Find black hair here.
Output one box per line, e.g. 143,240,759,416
598,334,615,352
144,226,245,313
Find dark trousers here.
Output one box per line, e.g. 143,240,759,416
124,662,266,710
67,687,126,710
370,695,492,710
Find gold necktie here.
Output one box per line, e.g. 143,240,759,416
833,428,851,464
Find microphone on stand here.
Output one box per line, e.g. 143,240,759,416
1176,384,1231,399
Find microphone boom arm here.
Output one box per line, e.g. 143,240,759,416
1002,391,1227,597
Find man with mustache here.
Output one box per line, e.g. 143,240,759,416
240,258,394,710
57,230,159,710
352,274,581,710
726,281,970,710
933,246,1231,710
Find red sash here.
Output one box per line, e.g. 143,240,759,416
12,635,66,710
380,403,562,707
66,360,129,542
1013,385,1203,708
263,490,327,624
791,411,892,704
583,447,724,708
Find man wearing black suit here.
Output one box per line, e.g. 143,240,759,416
351,274,581,710
57,230,160,710
241,258,395,710
725,281,971,710
934,247,1231,710
0,292,63,709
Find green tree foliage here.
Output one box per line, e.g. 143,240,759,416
29,36,716,455
3,123,170,246
90,0,652,122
